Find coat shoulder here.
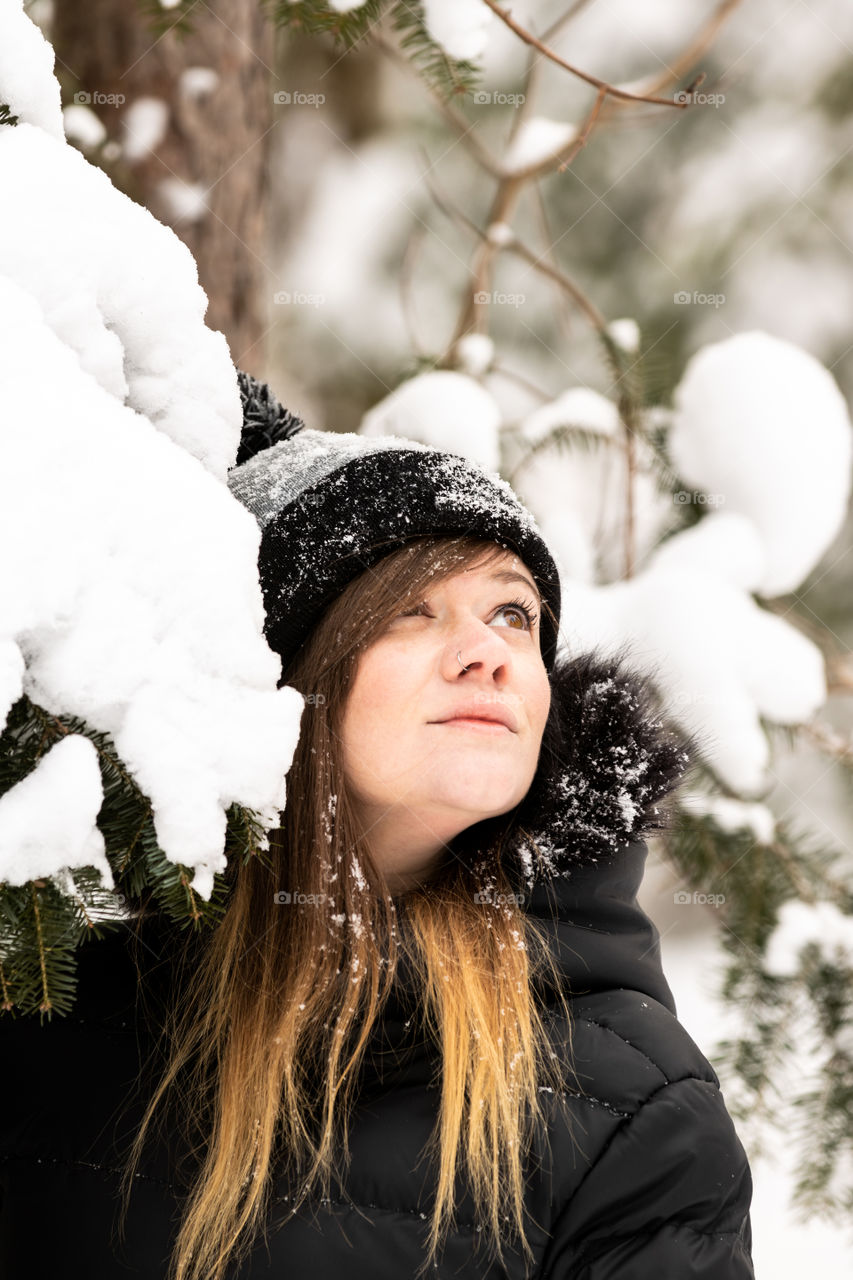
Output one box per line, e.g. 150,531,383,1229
552,987,721,1101
535,988,754,1278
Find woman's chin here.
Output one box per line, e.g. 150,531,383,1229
426,775,525,820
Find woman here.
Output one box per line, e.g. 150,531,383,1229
0,374,755,1279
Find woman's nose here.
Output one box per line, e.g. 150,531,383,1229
439,619,511,680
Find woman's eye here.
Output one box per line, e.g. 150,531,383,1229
491,601,537,631
398,600,537,631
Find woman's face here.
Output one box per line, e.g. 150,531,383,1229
339,549,552,893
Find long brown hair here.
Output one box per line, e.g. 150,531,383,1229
117,534,576,1280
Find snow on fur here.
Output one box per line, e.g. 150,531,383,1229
509,648,694,886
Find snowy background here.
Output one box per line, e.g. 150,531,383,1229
4,0,853,1272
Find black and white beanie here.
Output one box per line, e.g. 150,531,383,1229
227,370,563,678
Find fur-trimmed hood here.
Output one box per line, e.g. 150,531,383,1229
510,645,695,1015
511,645,693,880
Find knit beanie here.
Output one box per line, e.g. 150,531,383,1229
227,371,562,677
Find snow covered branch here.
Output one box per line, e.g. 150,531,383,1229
0,1,304,1013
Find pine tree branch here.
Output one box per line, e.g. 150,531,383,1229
504,423,616,485
1,697,272,1016
30,881,50,1014
531,179,577,344
388,1,481,101
369,29,502,175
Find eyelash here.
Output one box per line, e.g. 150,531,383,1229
401,596,539,631
499,597,539,630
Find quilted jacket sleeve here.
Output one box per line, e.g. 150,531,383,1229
539,1075,755,1279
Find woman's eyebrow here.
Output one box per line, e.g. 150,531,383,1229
488,569,542,604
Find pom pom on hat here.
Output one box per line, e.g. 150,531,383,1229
235,368,305,466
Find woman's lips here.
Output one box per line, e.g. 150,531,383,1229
438,717,512,733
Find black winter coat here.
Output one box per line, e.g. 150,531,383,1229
0,653,755,1279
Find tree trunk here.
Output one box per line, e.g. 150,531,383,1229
51,0,275,374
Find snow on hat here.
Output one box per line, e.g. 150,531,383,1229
227,370,562,676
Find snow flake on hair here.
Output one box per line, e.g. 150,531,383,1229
509,648,695,888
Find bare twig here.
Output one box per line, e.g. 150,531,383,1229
516,0,608,140
450,173,524,345
532,180,576,342
629,0,745,99
372,0,741,586
799,719,853,769
423,169,605,335
826,652,853,695
511,0,598,150
480,0,696,107
489,229,607,330
577,0,744,138
555,82,607,170
622,403,638,578
503,82,609,183
399,224,428,358
447,86,607,347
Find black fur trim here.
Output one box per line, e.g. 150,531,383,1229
507,646,699,886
